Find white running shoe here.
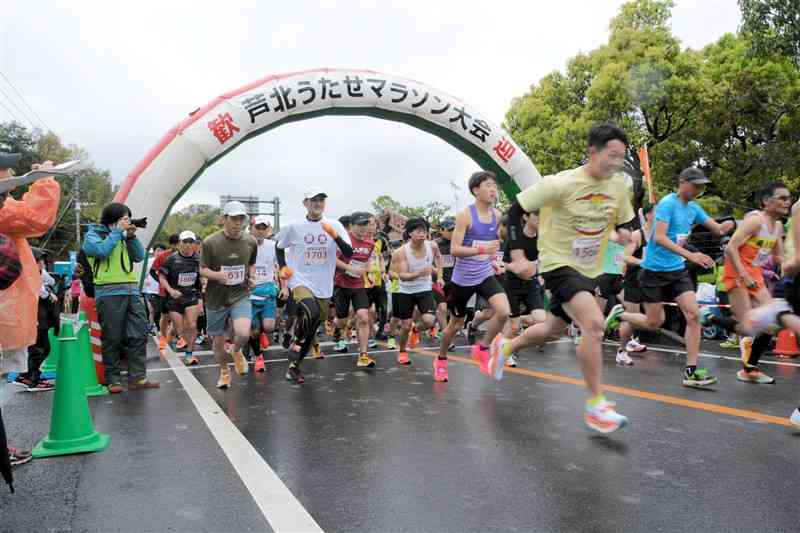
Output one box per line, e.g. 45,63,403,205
506,354,518,368
488,335,509,381
742,299,791,336
584,399,628,434
615,350,634,366
625,337,647,353
790,408,800,428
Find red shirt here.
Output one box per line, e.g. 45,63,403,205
150,249,174,297
334,234,374,290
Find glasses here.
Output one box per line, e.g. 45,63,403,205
181,239,195,244
772,195,792,202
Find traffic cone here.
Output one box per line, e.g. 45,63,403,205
76,318,108,396
39,327,61,376
772,329,800,357
32,319,110,458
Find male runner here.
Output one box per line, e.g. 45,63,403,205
159,230,202,366
249,215,279,373
605,167,734,388
392,218,443,369
150,233,179,351
436,171,510,383
276,187,352,383
488,123,636,433
200,201,258,389
435,216,456,337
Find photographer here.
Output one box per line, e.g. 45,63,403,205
83,203,159,393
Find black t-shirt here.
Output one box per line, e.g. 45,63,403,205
504,225,538,285
160,252,201,301
437,237,455,284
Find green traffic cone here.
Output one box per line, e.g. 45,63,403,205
32,319,110,458
76,318,108,397
39,328,60,375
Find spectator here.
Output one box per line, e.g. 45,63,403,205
83,202,159,393
68,274,82,314
0,153,61,468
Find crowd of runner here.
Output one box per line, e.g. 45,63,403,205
143,122,800,435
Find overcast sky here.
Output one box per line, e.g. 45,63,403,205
1,0,741,226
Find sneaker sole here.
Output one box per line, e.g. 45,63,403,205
585,414,628,434
736,373,774,384
682,378,718,388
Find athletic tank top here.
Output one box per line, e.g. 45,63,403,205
730,212,781,270
452,204,497,287
399,241,433,294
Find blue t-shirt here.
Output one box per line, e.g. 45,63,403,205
641,193,709,272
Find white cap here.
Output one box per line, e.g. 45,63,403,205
223,201,248,217
303,186,327,200
253,215,271,227
179,230,197,241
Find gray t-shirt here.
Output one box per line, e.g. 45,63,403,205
200,230,258,309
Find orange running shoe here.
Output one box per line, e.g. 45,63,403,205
254,354,266,373
176,337,187,350
397,351,411,365
260,333,270,350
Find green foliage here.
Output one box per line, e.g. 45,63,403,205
153,204,223,245
740,0,800,66
371,196,451,229
504,0,800,215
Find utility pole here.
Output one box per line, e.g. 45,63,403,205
74,173,81,248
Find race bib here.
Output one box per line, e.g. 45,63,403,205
221,265,245,286
752,249,771,268
572,238,602,265
304,246,327,266
442,254,455,268
346,259,366,278
177,271,197,287
254,265,271,284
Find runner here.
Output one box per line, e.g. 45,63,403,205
436,171,509,383
150,233,179,351
392,217,443,368
199,201,258,389
364,214,389,346
501,208,546,366
334,211,377,367
143,243,166,336
248,215,279,373
605,167,734,389
158,230,202,366
434,216,456,337
614,203,655,365
720,182,789,384
487,123,636,433
276,187,352,384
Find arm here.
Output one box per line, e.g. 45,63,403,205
783,204,800,276
431,241,444,284
653,221,695,262
392,248,421,281
505,248,536,280
621,230,642,267
336,257,366,276
83,227,124,259
0,178,61,238
702,217,735,237
158,272,180,298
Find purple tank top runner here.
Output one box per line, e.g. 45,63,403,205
452,204,497,287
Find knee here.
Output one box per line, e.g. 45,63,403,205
356,310,370,324
683,308,700,324
581,316,605,341
401,319,413,331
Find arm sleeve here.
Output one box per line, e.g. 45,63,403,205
334,236,353,258
83,228,124,258
653,198,673,225
276,247,287,269
0,178,61,238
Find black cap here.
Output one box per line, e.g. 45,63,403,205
0,152,21,170
350,211,372,225
679,167,710,185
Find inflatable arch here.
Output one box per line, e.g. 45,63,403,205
114,68,541,247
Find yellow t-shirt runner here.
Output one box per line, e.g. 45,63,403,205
364,238,383,288
516,166,635,279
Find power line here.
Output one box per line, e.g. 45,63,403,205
0,98,23,124
0,70,51,132
0,84,38,130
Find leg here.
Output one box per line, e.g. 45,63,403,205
355,308,371,353
675,290,701,367
124,295,151,384
480,292,510,347
95,296,126,386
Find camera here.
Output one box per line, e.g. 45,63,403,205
130,217,148,228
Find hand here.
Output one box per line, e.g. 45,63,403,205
689,251,714,269
321,222,338,240
740,274,758,290
279,266,294,280
125,226,137,239
349,265,367,277
117,216,131,232
416,266,433,279
169,288,181,300
31,161,54,171
492,261,506,275
481,240,501,256
720,220,735,235
48,293,58,303
279,285,289,300
248,275,257,289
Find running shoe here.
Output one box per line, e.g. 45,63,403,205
158,336,168,350
254,355,266,373
615,350,634,366
387,337,397,350
183,355,199,366
195,334,206,345
506,354,518,368
175,337,187,350
448,343,456,352
435,331,444,341
790,408,800,428
682,367,718,388
433,358,449,382
108,383,124,394
488,335,509,381
217,368,231,389
736,367,775,384
742,299,791,336
334,340,348,353
25,380,55,392
584,399,628,434
625,337,647,353
471,343,490,375
604,304,624,335
739,336,753,366
719,335,740,349
12,375,32,388
408,327,419,349
285,364,305,384
312,342,324,359
368,339,379,349
397,351,411,365
259,333,270,350
8,447,32,467
357,353,376,368
232,351,249,375
129,379,160,390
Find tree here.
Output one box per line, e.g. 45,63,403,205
153,204,223,245
740,0,800,66
371,196,451,230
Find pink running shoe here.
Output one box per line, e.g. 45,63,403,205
471,344,490,375
433,358,449,382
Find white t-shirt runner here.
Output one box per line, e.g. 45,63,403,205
276,217,351,299
251,239,277,301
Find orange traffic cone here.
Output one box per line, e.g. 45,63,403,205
773,329,800,357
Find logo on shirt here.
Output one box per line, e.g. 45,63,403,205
317,234,328,244
304,233,315,244
228,253,239,259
